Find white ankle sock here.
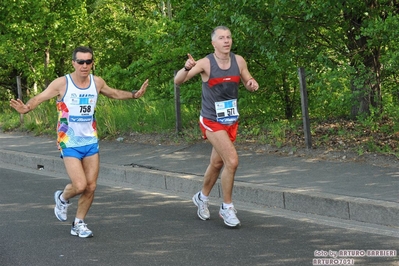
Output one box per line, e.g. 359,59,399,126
60,193,68,203
200,192,209,201
223,202,234,209
74,218,83,224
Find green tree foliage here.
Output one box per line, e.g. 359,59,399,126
0,0,89,99
2,0,399,136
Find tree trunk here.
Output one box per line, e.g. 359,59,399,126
345,4,382,118
44,47,50,88
282,73,294,120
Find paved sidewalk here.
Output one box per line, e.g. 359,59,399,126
0,131,398,227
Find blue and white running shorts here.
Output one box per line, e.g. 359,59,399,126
60,143,99,160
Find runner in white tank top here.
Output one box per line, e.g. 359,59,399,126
10,46,149,237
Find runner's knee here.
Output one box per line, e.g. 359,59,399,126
85,182,97,193
225,157,238,170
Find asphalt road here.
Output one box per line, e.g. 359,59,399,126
0,164,398,266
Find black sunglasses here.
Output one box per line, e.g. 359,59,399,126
75,59,93,65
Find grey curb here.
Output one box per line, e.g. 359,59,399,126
1,150,398,228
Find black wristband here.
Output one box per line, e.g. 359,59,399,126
184,66,191,71
131,90,138,99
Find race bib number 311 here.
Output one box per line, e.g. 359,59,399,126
215,99,239,124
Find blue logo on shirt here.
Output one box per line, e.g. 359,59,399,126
69,116,92,122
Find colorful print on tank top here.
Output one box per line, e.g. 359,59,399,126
57,74,98,149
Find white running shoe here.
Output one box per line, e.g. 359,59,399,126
54,190,71,222
71,221,93,238
192,192,210,220
219,205,241,227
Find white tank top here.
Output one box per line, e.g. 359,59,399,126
56,74,98,149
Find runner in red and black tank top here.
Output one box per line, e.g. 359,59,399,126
201,52,240,124
173,26,259,228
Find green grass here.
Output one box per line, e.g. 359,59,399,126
2,98,399,157
1,97,200,140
